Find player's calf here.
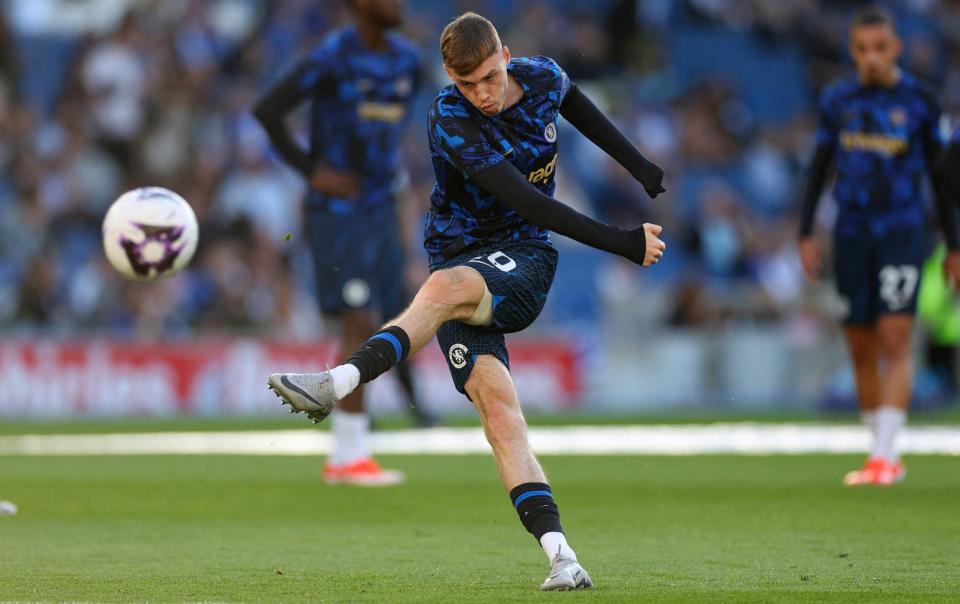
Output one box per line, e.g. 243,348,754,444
293,267,486,408
269,325,413,423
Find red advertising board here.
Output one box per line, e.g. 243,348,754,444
0,338,581,418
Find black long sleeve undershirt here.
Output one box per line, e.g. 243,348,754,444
471,161,647,265
932,167,960,251
798,144,835,238
939,142,960,212
558,84,665,198
928,139,960,251
251,67,318,177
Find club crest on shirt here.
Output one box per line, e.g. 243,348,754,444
888,107,907,127
544,122,557,143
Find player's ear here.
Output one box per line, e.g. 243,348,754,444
502,45,511,64
443,63,455,83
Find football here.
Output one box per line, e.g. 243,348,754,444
101,187,199,281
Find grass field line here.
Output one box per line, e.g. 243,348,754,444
0,423,958,455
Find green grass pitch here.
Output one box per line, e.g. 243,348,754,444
1,454,959,602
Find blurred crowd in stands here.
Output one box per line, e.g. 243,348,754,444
2,0,960,338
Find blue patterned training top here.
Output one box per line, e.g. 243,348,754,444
292,26,421,214
816,72,942,237
425,56,571,267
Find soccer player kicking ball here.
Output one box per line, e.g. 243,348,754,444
269,11,666,591
798,6,960,486
254,0,434,486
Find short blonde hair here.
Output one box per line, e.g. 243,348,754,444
440,12,502,76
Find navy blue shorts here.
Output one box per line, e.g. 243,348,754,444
833,226,926,325
304,204,408,319
434,240,558,395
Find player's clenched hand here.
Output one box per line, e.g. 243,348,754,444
642,223,666,267
944,251,960,289
799,237,821,281
309,164,361,198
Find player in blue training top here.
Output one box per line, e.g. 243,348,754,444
253,0,434,487
798,6,960,487
268,11,666,591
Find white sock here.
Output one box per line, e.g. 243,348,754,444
329,364,361,400
330,410,370,466
871,407,906,463
539,532,577,563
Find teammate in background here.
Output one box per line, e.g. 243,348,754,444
269,11,665,591
798,6,960,486
253,0,432,487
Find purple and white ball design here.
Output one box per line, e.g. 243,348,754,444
102,187,199,281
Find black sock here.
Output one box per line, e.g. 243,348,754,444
510,482,563,541
346,326,411,384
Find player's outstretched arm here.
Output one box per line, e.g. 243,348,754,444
559,84,665,198
471,162,665,267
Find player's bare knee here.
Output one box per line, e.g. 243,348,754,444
415,267,485,321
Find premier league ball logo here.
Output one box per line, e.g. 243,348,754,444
119,224,187,278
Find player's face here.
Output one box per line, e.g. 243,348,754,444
447,46,512,116
354,0,404,28
849,24,901,85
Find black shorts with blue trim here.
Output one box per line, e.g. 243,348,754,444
833,225,926,325
434,239,558,395
304,203,408,319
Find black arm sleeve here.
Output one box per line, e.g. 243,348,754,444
925,135,960,250
559,83,665,197
252,66,316,177
471,161,648,265
939,142,960,208
798,144,835,238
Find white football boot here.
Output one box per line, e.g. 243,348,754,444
539,554,593,592
268,372,337,423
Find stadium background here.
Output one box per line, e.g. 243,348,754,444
2,0,960,420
